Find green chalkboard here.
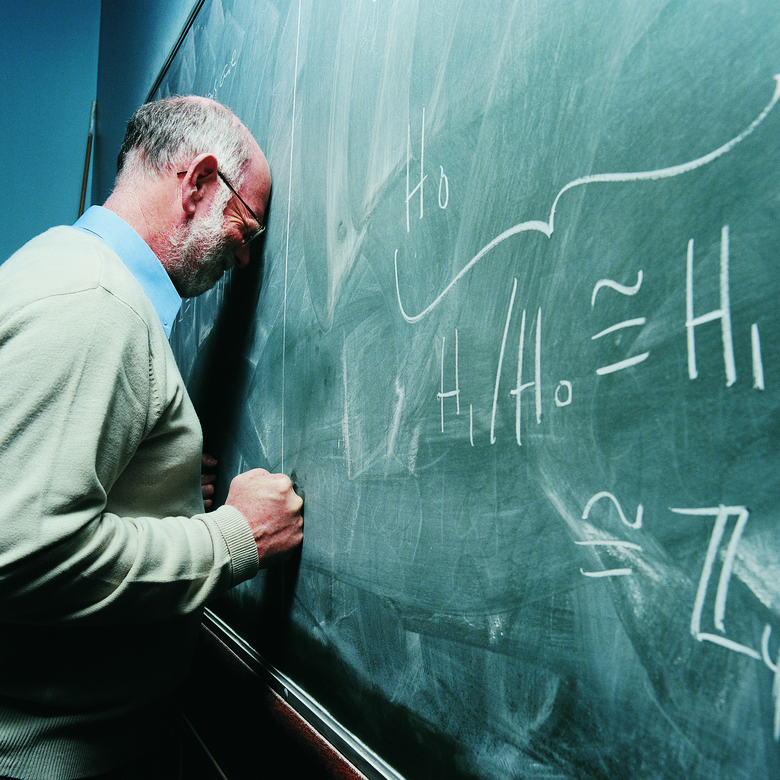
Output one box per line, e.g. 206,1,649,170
160,1,780,777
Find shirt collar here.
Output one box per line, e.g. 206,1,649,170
73,206,181,337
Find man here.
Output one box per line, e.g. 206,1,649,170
0,97,303,779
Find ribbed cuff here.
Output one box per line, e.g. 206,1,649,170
205,505,260,586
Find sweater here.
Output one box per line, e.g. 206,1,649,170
0,225,260,779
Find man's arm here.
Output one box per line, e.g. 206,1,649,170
0,283,300,625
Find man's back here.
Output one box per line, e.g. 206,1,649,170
0,226,228,778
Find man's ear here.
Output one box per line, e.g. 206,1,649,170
180,153,219,216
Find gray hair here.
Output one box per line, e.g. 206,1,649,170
115,96,253,186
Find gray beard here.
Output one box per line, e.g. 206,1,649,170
166,203,236,298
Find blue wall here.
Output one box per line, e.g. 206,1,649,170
0,1,101,262
0,0,198,263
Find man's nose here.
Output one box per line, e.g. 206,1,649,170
234,243,251,268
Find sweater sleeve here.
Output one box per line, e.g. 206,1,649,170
0,284,259,625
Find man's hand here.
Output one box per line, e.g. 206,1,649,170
225,468,304,566
201,453,218,509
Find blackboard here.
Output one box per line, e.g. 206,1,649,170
158,1,780,777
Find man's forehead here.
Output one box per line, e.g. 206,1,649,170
243,151,271,209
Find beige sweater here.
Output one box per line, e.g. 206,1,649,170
0,227,259,779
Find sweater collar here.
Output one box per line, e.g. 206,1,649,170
73,206,181,338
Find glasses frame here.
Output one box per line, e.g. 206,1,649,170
177,168,266,245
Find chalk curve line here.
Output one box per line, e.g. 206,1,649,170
396,75,780,324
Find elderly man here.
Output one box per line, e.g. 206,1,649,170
0,97,302,779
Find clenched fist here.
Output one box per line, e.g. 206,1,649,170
225,468,303,566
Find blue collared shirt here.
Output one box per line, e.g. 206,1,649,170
73,206,181,337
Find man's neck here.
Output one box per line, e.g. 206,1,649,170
103,180,182,264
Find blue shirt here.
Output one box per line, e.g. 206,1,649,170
73,206,181,338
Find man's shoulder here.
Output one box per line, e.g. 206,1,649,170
2,226,128,295
0,226,156,326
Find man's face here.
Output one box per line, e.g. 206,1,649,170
166,148,271,298
166,188,236,298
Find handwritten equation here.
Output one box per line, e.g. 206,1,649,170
391,80,779,446
385,73,780,449
429,221,767,449
577,493,780,739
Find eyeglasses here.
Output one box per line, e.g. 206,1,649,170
177,168,266,245
216,171,266,245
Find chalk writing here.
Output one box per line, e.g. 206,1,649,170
509,308,542,446
554,381,572,407
686,226,736,386
577,492,643,578
438,165,450,209
671,504,780,739
491,278,518,444
752,324,766,390
395,76,780,323
438,331,460,432
671,505,757,656
431,220,769,450
591,270,649,376
583,491,643,530
591,271,644,305
207,49,240,100
406,107,448,233
686,225,766,389
398,86,777,747
574,497,779,739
